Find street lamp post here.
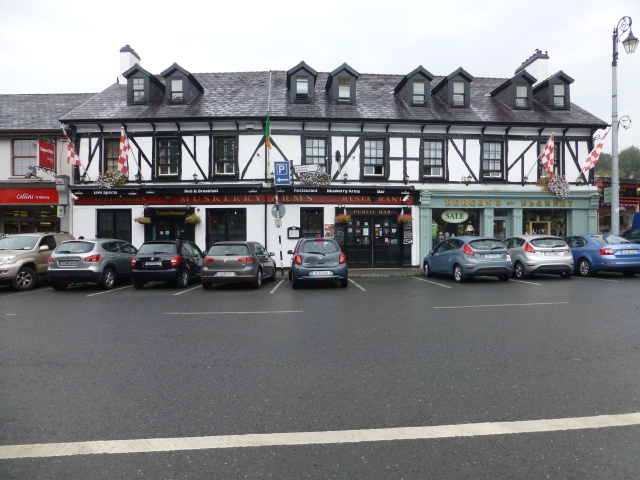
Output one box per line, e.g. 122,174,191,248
611,16,638,235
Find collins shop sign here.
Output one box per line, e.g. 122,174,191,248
0,188,59,204
441,209,469,223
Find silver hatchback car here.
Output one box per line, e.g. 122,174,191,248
48,238,138,290
504,235,573,279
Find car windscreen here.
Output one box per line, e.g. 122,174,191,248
468,239,505,250
137,243,177,254
593,234,630,245
0,236,38,250
301,240,339,254
208,244,250,256
55,241,94,254
530,238,567,248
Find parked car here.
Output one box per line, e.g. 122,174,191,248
564,234,640,276
622,227,640,244
504,235,573,279
131,240,204,289
423,236,512,282
201,241,276,289
0,232,75,290
287,237,348,289
47,239,138,290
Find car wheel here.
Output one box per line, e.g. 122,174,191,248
577,258,594,277
498,274,510,282
423,262,432,277
514,262,527,279
51,282,68,291
560,271,572,279
11,266,37,291
288,269,292,281
622,271,637,277
292,277,300,289
101,267,116,290
202,281,213,289
339,278,348,288
453,264,465,283
132,279,145,289
176,269,189,288
252,270,263,289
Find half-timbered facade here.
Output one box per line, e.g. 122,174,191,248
60,47,607,268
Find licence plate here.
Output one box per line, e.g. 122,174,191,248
144,261,162,266
544,252,562,256
310,271,333,276
215,272,236,277
484,254,500,259
59,261,77,266
622,250,638,254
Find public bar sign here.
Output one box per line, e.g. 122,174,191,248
441,209,469,223
38,140,56,171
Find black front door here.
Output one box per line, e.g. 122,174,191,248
341,215,401,268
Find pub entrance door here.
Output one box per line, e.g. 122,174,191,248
340,211,402,268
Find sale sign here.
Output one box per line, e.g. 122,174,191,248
38,140,55,171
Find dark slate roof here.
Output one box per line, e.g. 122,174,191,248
0,93,96,131
60,70,607,128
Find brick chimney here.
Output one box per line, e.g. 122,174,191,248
515,49,549,84
119,45,141,83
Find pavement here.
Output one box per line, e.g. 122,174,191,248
348,267,423,277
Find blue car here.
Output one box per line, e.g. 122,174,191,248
564,234,640,277
423,236,512,282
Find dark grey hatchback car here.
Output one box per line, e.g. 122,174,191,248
287,237,348,289
131,240,203,289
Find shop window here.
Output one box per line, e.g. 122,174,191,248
97,209,132,242
104,139,120,173
12,139,37,176
206,209,246,248
523,209,567,237
432,209,480,244
303,138,328,173
300,208,323,238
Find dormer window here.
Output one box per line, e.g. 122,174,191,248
394,66,434,107
432,68,474,109
123,64,165,106
170,77,184,102
132,78,145,104
553,84,566,108
516,83,529,108
286,62,318,104
532,71,573,111
326,63,359,105
296,76,309,103
160,63,203,105
452,82,465,107
338,77,351,100
489,71,535,110
413,80,426,105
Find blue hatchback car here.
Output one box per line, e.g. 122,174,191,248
423,236,512,282
564,234,640,277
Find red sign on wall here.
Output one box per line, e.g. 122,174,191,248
38,140,56,171
0,188,59,204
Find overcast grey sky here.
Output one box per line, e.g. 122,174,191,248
1,0,639,151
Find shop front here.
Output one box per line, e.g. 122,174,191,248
419,189,600,257
0,182,64,234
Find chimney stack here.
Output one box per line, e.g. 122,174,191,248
515,49,549,84
119,45,141,83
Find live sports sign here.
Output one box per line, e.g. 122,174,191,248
38,140,55,171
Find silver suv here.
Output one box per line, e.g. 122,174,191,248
48,238,138,290
0,232,75,290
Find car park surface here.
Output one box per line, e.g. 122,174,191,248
47,238,138,290
504,234,573,279
201,241,276,289
564,234,640,276
131,240,203,288
287,237,348,288
423,236,512,282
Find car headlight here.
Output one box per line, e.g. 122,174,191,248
0,255,16,265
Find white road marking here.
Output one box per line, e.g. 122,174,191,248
270,279,286,294
173,285,201,295
572,276,619,283
511,279,542,285
348,278,366,291
411,276,452,288
165,311,303,315
86,286,131,297
1,412,638,459
434,301,569,309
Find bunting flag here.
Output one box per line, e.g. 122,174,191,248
540,134,555,178
118,127,130,174
583,133,607,172
62,128,82,167
264,115,272,150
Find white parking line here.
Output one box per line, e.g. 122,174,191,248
1,412,638,459
165,311,303,315
434,301,569,309
511,279,542,285
173,285,201,295
86,286,131,297
270,279,286,294
572,276,619,283
411,276,452,288
348,278,366,291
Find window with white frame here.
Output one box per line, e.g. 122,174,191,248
452,81,465,107
303,138,327,172
170,77,184,102
413,80,426,105
553,84,566,108
104,139,119,173
537,140,562,177
214,137,236,175
338,77,351,100
132,78,145,104
296,76,310,103
422,141,444,177
516,83,528,108
157,138,180,176
12,139,37,176
363,139,385,176
482,141,503,178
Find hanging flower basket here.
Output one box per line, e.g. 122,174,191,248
96,171,128,189
133,216,152,225
335,214,352,223
299,171,331,187
547,176,570,199
397,214,414,224
184,214,202,225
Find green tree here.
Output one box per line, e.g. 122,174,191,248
594,146,640,179
595,152,611,176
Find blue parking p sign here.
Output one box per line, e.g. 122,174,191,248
274,162,291,185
